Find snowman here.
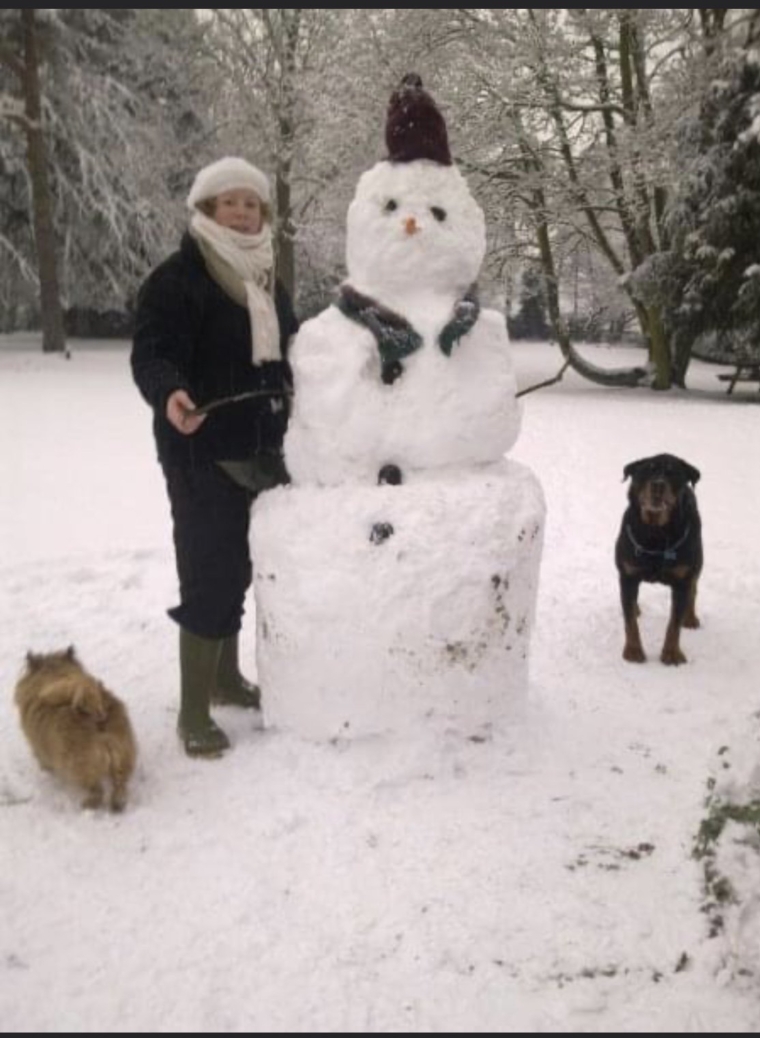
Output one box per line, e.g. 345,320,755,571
251,75,545,740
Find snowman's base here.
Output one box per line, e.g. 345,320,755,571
251,459,545,740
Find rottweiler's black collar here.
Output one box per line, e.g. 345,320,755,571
625,523,691,562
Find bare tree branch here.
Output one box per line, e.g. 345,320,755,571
516,359,571,397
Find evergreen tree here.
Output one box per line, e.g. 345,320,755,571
664,50,760,377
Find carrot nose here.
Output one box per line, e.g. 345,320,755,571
404,216,419,236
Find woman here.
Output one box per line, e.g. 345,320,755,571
131,157,298,758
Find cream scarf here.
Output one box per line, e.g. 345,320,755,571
189,211,281,365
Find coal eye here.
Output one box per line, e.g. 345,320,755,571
384,199,398,213
431,206,447,222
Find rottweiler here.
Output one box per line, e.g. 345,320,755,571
615,453,703,665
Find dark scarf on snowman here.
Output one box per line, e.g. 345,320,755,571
336,282,480,384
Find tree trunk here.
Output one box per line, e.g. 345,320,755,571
646,304,671,389
671,331,692,389
273,9,300,301
275,168,295,299
21,9,65,354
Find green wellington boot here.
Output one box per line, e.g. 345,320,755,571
211,634,261,710
177,629,231,758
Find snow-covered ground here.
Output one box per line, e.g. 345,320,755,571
1,333,759,1032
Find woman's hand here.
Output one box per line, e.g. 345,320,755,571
166,389,207,435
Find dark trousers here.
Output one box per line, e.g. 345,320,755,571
162,463,253,639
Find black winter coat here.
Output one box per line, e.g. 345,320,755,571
131,233,299,467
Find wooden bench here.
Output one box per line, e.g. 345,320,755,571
717,363,760,394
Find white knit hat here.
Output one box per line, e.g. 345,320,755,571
186,156,271,210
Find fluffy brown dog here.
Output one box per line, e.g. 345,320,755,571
14,647,137,811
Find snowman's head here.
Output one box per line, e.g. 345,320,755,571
346,162,485,299
345,75,486,301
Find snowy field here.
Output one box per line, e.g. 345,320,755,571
1,332,760,1032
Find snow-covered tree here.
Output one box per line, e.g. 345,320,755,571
0,9,211,349
199,10,456,307
660,42,760,378
438,8,753,389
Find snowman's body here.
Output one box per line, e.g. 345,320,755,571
251,112,545,740
285,302,520,485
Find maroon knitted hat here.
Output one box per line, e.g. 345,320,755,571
385,73,452,166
